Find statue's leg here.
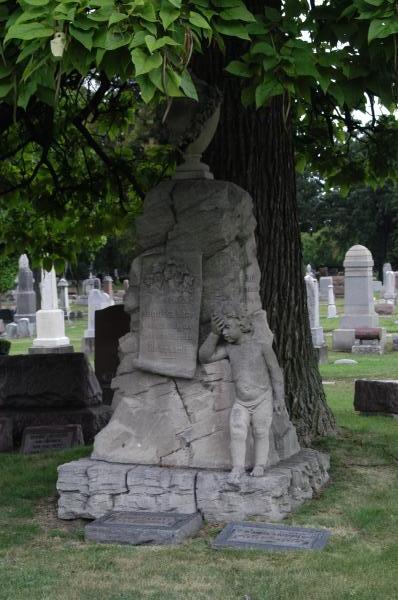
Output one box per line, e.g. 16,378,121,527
229,402,250,482
251,395,273,477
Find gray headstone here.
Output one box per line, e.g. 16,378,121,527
5,323,18,339
21,424,84,454
14,254,36,323
85,511,203,545
212,522,330,551
17,318,30,338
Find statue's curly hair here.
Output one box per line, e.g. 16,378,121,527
219,302,253,334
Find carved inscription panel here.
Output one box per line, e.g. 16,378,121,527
137,253,202,379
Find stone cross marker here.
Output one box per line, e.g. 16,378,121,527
135,253,202,379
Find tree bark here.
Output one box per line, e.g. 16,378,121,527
192,35,336,444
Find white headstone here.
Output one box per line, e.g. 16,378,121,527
58,278,70,317
31,267,70,349
327,284,337,318
383,270,396,302
84,288,114,339
333,245,380,351
305,272,324,347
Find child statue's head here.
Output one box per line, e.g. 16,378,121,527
219,303,253,343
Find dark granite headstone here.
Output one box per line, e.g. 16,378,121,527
85,511,203,545
0,353,112,445
95,305,130,405
355,328,382,340
0,309,14,324
354,379,398,414
0,417,13,452
21,424,84,454
212,522,330,551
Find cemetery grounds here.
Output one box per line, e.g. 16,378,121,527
1,299,398,599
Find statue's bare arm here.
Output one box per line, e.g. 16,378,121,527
262,342,286,413
198,315,228,363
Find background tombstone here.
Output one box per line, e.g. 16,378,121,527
0,353,111,446
305,269,327,363
58,278,70,318
14,254,36,325
95,304,130,404
102,276,114,299
383,270,396,303
319,276,333,301
30,267,72,354
383,262,392,291
327,284,337,318
83,287,114,354
333,245,381,351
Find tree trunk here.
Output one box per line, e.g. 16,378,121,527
192,34,336,444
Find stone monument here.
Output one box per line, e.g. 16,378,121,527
57,89,329,523
58,278,70,318
304,267,327,363
327,284,337,318
14,254,36,327
333,245,383,351
30,267,72,354
382,262,392,292
82,286,114,354
319,276,333,301
383,270,396,303
102,276,114,299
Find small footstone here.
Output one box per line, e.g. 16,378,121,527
334,359,358,365
85,511,203,546
212,522,330,552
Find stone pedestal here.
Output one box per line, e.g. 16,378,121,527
57,449,329,523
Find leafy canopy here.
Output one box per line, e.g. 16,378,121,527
0,0,397,112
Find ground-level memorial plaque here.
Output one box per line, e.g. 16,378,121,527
21,424,84,454
134,253,202,379
85,511,203,545
212,522,330,552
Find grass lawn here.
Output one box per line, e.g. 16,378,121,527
1,352,398,599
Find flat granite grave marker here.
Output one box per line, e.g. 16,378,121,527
212,522,330,551
21,424,84,454
85,511,203,545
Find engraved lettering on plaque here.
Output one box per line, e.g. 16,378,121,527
136,253,202,378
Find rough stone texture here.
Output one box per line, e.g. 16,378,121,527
375,303,394,315
354,379,398,414
0,417,13,452
85,511,203,546
92,180,300,470
57,449,329,523
0,353,111,445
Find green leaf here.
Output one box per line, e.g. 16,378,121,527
0,81,13,97
252,41,275,56
264,7,281,22
189,11,211,29
215,21,250,39
219,5,255,22
159,5,179,29
131,48,163,76
69,25,93,50
255,77,284,107
180,69,198,100
5,22,54,43
368,19,392,42
225,59,251,77
108,12,129,26
145,34,179,53
23,0,49,6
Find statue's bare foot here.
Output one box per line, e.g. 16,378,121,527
228,468,245,484
250,465,265,477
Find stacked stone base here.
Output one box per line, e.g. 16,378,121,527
57,449,329,523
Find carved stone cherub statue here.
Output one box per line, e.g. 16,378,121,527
199,303,286,483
